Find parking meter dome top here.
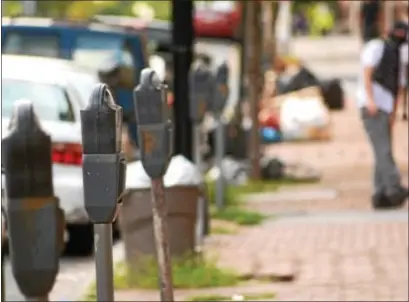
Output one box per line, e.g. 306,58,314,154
139,68,162,89
8,99,41,131
88,83,117,109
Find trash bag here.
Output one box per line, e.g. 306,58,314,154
126,155,204,189
260,156,285,180
206,157,249,186
319,78,345,110
276,66,320,95
280,96,331,141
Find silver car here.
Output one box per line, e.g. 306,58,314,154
1,55,102,254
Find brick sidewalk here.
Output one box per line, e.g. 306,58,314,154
115,94,408,301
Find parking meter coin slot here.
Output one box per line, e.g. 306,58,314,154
81,84,123,155
138,124,171,179
82,154,122,224
7,197,61,298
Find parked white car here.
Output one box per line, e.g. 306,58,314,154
1,55,105,254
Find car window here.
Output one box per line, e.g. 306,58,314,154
66,72,99,106
3,32,60,58
2,79,75,122
73,35,131,71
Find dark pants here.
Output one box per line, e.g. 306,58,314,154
361,108,402,196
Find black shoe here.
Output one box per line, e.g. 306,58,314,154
372,192,394,209
385,187,408,208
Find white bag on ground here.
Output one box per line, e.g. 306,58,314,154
126,155,204,189
280,96,331,141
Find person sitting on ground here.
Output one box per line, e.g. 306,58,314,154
356,21,409,209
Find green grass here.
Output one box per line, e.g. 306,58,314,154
207,181,280,207
211,225,238,235
83,255,240,300
186,292,276,301
206,181,277,226
210,206,266,226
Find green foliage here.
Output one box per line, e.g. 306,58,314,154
83,255,239,300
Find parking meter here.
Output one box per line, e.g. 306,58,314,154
81,83,126,302
189,61,214,250
213,62,230,210
2,99,64,301
211,61,230,115
133,68,175,302
133,68,173,179
189,61,214,124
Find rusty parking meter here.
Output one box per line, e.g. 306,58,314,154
133,68,174,302
81,84,126,302
2,100,64,302
213,62,230,210
189,61,214,251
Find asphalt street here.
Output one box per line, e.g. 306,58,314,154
3,242,124,301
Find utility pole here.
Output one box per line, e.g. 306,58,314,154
246,1,262,180
172,0,194,160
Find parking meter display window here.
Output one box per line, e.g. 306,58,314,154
81,85,123,155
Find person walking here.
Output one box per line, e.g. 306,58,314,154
356,21,409,209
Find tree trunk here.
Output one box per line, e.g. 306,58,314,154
246,1,262,180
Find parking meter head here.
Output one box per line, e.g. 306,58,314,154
1,99,53,198
81,83,123,155
2,100,63,297
133,68,173,179
189,62,213,123
210,62,230,115
81,84,125,223
134,68,170,125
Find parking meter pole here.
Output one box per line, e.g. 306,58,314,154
134,68,175,302
189,62,213,250
215,115,225,210
1,260,5,302
193,124,205,251
2,100,63,302
150,178,174,301
94,224,114,301
81,84,126,302
213,62,230,210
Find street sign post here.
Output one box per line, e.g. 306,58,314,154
133,68,174,302
2,100,64,302
212,62,230,210
81,84,127,302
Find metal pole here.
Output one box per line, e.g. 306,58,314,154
1,258,5,302
94,224,114,302
150,178,174,302
193,125,205,251
214,117,225,210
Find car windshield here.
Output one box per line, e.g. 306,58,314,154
73,35,124,71
2,79,74,122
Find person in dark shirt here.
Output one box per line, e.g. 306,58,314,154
361,0,382,43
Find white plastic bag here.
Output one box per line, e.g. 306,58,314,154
280,97,330,141
126,155,204,189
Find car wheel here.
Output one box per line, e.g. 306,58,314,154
65,224,94,256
